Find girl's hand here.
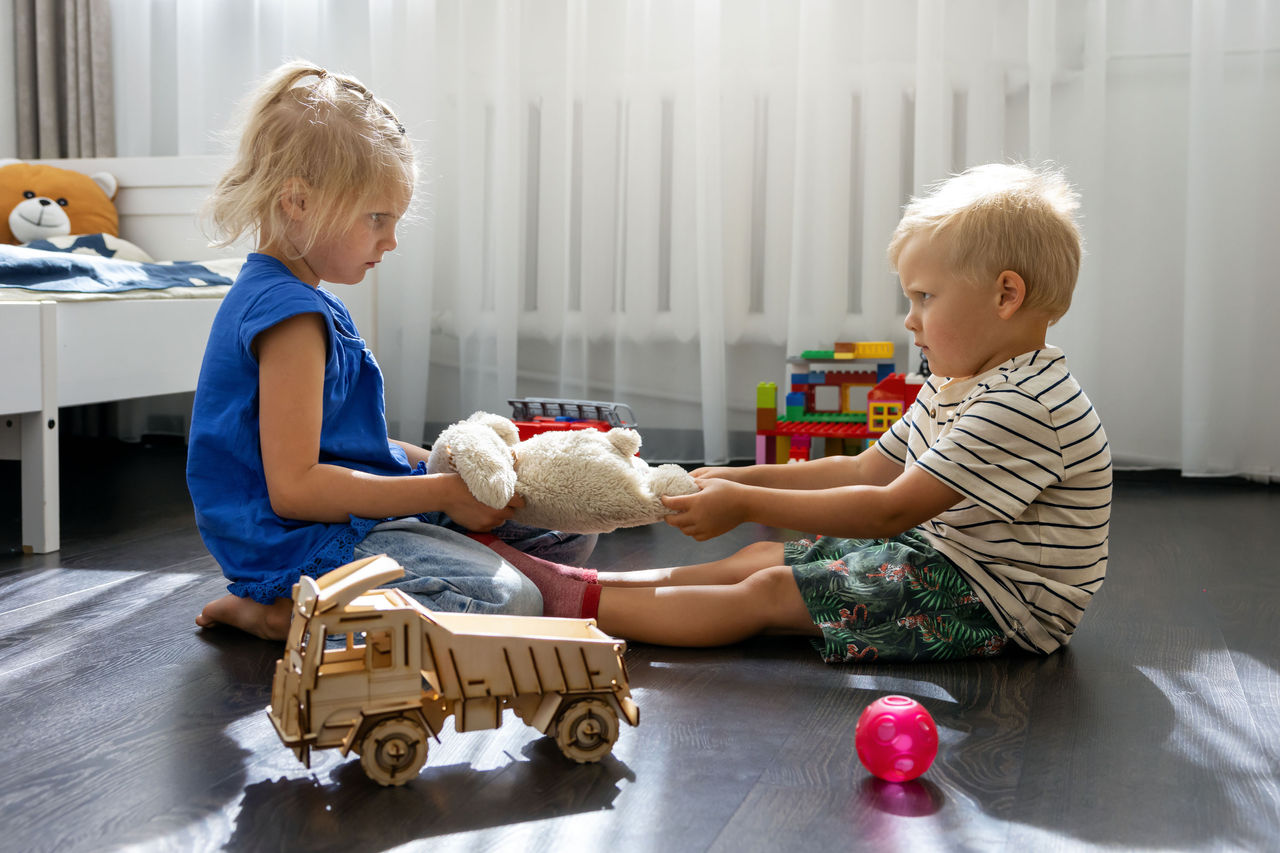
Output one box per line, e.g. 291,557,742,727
438,474,524,532
660,478,747,541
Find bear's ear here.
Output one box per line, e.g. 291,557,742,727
467,411,521,447
90,172,118,201
448,423,517,508
607,428,641,457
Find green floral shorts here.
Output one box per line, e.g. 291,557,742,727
786,530,1009,664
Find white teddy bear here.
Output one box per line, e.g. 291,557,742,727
425,411,699,534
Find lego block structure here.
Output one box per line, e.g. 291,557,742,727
755,342,923,464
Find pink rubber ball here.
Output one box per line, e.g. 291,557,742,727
854,695,938,782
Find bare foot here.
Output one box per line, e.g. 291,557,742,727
196,594,293,641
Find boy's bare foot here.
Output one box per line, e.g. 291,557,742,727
196,594,294,641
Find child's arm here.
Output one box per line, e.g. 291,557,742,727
391,438,431,468
255,314,515,530
691,451,895,491
662,454,959,542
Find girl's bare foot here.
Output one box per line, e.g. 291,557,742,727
196,594,294,641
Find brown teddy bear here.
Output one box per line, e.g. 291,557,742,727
1,160,119,245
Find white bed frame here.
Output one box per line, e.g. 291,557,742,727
0,156,231,553
0,155,379,554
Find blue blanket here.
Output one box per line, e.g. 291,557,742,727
0,240,234,293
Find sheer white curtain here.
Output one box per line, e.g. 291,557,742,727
101,0,1279,476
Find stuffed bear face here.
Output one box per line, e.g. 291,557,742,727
0,161,119,244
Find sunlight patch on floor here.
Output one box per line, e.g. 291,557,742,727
842,673,958,703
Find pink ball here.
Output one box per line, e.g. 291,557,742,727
854,695,938,782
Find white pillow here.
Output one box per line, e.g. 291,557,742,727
23,233,155,262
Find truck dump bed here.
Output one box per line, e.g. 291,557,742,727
426,611,612,640
417,608,629,704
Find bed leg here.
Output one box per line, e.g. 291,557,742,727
21,302,59,554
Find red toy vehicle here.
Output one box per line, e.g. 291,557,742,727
507,398,638,442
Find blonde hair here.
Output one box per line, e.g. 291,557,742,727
888,163,1082,322
205,60,416,256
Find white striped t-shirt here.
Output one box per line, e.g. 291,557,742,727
875,347,1112,653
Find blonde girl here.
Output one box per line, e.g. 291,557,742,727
188,62,595,641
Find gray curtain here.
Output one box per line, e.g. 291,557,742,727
14,0,114,158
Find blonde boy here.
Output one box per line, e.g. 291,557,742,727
505,163,1111,662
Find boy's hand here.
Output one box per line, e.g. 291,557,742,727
660,478,747,541
688,465,743,482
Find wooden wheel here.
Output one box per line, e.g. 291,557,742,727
359,716,428,786
554,698,619,764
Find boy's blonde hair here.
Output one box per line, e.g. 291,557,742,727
205,60,416,256
888,163,1082,322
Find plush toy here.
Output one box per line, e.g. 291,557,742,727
0,159,119,245
426,411,700,535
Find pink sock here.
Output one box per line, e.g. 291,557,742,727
470,535,600,619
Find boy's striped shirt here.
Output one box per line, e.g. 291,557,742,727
876,347,1112,653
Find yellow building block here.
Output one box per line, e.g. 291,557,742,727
852,341,895,360
756,381,777,409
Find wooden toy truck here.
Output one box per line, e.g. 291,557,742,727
266,554,640,786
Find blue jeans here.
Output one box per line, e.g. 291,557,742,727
352,515,598,617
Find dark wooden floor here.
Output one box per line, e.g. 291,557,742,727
2,437,1278,852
